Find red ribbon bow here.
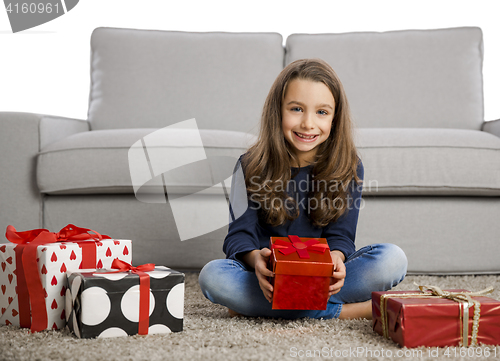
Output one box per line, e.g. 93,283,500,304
272,235,329,259
110,259,155,273
5,224,110,332
109,259,155,335
6,224,109,245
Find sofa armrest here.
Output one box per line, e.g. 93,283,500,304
40,115,89,149
0,112,89,231
482,118,500,138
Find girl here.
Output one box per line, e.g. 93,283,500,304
199,58,407,319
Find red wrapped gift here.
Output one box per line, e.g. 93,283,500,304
269,235,333,310
372,285,500,348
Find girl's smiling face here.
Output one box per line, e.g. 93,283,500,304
281,78,335,166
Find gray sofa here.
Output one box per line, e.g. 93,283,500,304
1,26,499,274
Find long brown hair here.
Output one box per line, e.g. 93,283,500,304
243,58,361,227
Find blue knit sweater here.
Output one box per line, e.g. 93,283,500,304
223,156,364,262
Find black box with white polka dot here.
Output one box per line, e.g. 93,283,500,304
65,266,184,338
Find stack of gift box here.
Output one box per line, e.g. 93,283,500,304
0,224,184,338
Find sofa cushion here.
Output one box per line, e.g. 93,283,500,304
286,27,484,130
88,28,284,133
357,128,500,196
37,129,255,195
38,128,500,197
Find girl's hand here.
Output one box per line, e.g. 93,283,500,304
243,248,275,303
329,250,346,297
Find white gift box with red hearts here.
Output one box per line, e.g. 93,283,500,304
0,239,131,330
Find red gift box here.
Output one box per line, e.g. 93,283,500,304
269,235,333,310
372,286,500,348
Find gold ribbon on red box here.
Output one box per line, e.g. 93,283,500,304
5,224,110,332
379,284,494,347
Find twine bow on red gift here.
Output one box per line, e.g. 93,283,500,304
272,235,329,259
108,259,155,335
5,224,110,332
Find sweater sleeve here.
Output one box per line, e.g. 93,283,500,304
321,160,364,259
222,158,261,261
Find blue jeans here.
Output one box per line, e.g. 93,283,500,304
198,243,407,319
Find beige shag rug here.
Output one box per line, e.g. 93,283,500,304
1,273,499,361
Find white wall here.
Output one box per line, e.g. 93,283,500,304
1,0,499,121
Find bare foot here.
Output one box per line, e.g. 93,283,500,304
338,300,372,320
228,308,242,318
